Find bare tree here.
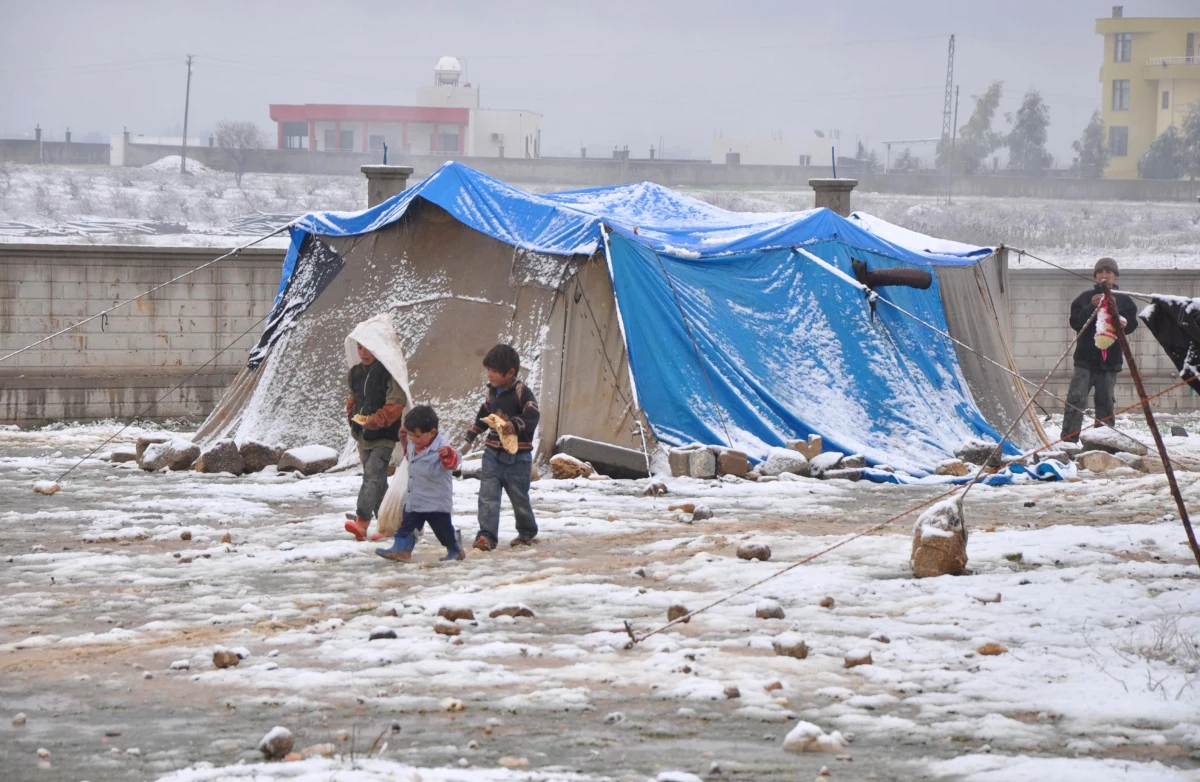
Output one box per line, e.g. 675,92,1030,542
214,120,266,186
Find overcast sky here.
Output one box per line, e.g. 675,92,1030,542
2,0,1197,162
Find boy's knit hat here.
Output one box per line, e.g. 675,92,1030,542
1094,257,1119,277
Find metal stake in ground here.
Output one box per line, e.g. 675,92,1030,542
1104,286,1200,569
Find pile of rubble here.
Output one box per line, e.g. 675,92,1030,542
665,435,870,482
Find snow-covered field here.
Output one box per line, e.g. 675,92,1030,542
2,161,1199,269
3,417,1200,781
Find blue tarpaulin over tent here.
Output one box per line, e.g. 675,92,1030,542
267,161,1018,476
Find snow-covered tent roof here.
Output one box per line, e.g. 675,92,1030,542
214,163,1032,477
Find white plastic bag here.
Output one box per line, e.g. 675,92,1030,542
376,460,408,537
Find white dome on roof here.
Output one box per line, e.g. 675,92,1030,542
434,56,463,86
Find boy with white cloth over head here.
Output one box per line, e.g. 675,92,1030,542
343,314,412,542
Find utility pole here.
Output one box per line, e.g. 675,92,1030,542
180,54,194,175
940,35,955,153
948,86,959,204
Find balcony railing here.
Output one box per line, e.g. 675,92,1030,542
1145,56,1200,66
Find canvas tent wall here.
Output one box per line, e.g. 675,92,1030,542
197,161,1039,476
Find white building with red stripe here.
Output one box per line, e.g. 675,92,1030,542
270,56,542,159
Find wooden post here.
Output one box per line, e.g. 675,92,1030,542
1104,286,1200,568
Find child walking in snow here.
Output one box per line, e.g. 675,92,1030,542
465,344,540,551
345,341,406,541
376,405,465,562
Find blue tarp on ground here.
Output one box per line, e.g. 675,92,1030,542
270,161,1017,476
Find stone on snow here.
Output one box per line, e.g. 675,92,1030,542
277,445,339,476
910,498,968,578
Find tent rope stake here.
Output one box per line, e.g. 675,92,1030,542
1104,287,1200,568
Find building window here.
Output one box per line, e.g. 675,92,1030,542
282,122,308,149
369,134,386,152
438,132,459,153
798,154,812,166
1111,79,1130,111
1114,33,1132,62
1109,126,1128,157
324,129,353,150
1163,90,1170,110
340,130,353,150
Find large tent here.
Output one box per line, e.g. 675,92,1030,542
197,162,1042,477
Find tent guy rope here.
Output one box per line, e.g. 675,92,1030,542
624,373,1197,648
0,223,291,365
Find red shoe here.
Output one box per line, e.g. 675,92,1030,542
345,517,369,541
473,534,495,552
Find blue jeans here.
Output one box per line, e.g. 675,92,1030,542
398,510,458,549
1062,365,1117,442
477,448,537,543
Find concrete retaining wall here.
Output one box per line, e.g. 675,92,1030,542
1009,268,1200,416
0,243,284,424
118,141,1200,201
1,243,1196,426
0,139,111,165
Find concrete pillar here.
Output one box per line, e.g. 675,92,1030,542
361,165,413,207
65,128,71,144
808,178,858,217
34,125,41,143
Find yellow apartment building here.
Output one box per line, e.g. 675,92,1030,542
1096,7,1200,178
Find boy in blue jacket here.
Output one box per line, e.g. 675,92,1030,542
375,405,464,562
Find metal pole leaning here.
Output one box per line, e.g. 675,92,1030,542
1104,287,1200,569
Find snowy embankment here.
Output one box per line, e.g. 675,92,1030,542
2,421,1199,780
2,161,1198,269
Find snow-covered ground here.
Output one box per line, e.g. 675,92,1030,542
2,161,1199,269
3,416,1200,781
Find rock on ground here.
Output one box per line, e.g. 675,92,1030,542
843,649,872,668
109,448,137,464
692,505,713,521
278,445,339,476
194,439,245,475
369,626,397,640
911,498,968,578
135,434,171,460
1170,425,1189,438
667,603,691,623
139,438,200,471
782,721,848,753
954,438,1002,468
489,604,534,619
760,447,809,477
434,619,461,636
437,605,475,622
755,599,785,620
1080,426,1149,456
840,454,867,469
549,453,593,480
737,542,771,561
786,434,823,461
716,449,750,478
239,440,283,473
1075,450,1129,473
807,451,845,478
820,467,862,481
668,446,717,479
935,458,969,477
772,632,809,659
212,648,240,669
257,726,294,760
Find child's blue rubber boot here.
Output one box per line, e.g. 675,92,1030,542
440,530,466,562
376,532,416,562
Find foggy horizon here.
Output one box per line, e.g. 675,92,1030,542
3,0,1198,163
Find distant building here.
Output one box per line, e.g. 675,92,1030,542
1096,7,1200,178
269,56,542,159
710,135,843,166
